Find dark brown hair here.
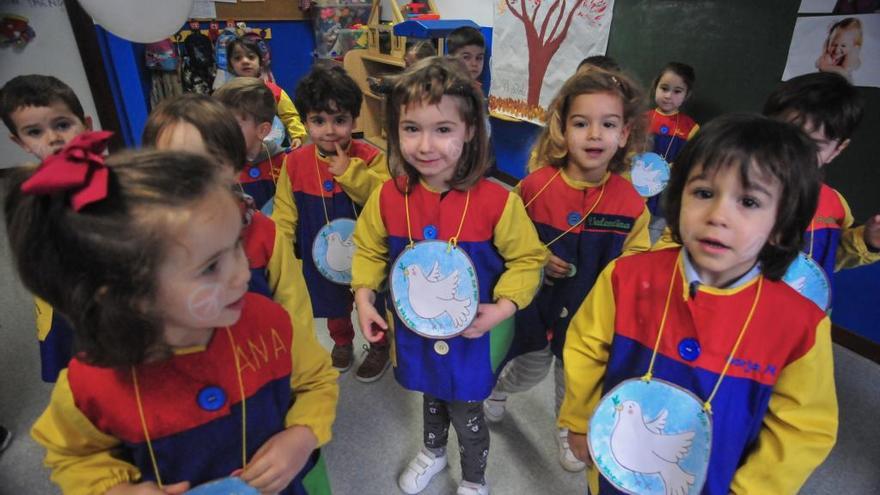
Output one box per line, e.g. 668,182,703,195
5,150,231,367
651,62,696,99
447,26,485,54
142,94,247,171
0,74,86,136
294,61,363,119
213,76,276,125
226,37,264,74
529,67,647,174
664,113,821,280
386,56,490,192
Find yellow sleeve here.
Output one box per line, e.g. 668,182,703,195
285,312,339,447
687,123,700,140
835,193,880,270
651,226,680,251
729,317,837,494
267,224,316,340
351,186,390,291
276,89,307,141
491,192,549,309
557,260,616,435
31,370,140,494
335,150,391,206
271,160,299,243
621,206,651,257
35,296,53,341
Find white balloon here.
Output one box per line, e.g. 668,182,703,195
78,0,195,44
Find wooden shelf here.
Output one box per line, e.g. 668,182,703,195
362,52,406,68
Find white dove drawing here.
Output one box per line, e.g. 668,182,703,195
325,232,354,272
405,262,472,327
610,400,696,495
632,158,664,192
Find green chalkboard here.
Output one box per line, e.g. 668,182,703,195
606,0,879,221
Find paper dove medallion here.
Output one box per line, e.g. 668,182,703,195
782,253,831,311
631,152,671,198
588,378,712,495
390,240,480,338
313,218,357,285
185,476,258,494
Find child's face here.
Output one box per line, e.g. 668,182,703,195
654,71,688,114
454,45,485,80
230,45,261,78
399,95,473,191
9,101,91,160
154,188,250,347
678,162,781,287
827,28,858,64
305,109,354,155
563,92,629,182
155,121,237,184
785,114,849,167
234,112,270,160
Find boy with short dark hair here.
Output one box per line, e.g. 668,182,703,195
763,71,880,277
447,26,486,81
0,74,93,383
274,62,391,382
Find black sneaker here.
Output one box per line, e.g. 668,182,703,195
331,344,354,372
355,343,390,383
0,426,12,454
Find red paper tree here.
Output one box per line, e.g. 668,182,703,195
505,0,608,106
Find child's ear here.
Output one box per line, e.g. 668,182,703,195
618,123,631,148
466,124,475,142
256,121,273,140
84,116,93,131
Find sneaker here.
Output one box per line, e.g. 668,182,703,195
355,343,390,383
398,449,447,494
483,391,507,423
457,480,489,495
557,428,586,472
331,344,353,372
0,427,12,454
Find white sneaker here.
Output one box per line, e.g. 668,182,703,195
457,480,490,495
398,449,447,494
483,392,507,423
557,428,587,472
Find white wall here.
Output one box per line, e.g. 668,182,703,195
0,0,101,168
381,0,495,26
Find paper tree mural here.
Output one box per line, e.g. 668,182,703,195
491,0,614,124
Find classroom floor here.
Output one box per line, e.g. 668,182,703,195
0,182,878,494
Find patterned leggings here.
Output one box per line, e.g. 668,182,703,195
423,394,489,484
494,345,565,415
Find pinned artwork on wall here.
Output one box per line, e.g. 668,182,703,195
1,14,36,48
489,0,614,124
783,13,880,87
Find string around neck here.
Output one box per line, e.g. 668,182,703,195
403,178,470,252
651,109,681,161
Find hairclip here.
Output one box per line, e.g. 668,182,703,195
20,130,114,211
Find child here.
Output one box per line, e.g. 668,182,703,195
763,72,880,280
273,62,391,381
141,94,317,345
815,17,862,82
576,55,621,73
405,39,438,67
352,57,547,495
646,62,699,222
447,26,486,81
214,77,286,212
5,143,338,494
0,74,92,382
227,36,307,148
484,68,651,473
559,114,836,495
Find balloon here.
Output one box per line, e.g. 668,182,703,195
78,0,194,44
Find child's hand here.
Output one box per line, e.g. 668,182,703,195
290,138,303,149
327,142,350,176
461,299,517,339
105,481,190,495
864,214,880,251
240,426,317,493
545,254,573,279
567,431,589,462
355,288,388,342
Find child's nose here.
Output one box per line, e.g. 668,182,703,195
706,200,730,226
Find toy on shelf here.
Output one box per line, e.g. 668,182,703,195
311,1,372,60
366,0,437,58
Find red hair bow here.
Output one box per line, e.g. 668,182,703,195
20,130,114,211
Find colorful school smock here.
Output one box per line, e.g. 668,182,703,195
243,207,316,341
34,297,74,383
31,293,339,495
239,142,287,211
265,81,307,143
512,168,650,360
558,248,837,495
273,141,389,318
351,177,547,402
645,109,699,216
806,183,880,279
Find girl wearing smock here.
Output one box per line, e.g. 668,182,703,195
559,115,836,495
6,140,338,495
645,62,699,218
483,68,651,473
352,57,546,495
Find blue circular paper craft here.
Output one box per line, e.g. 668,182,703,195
312,218,356,285
263,115,286,150
589,378,711,495
782,253,831,311
390,240,480,339
631,152,671,198
185,477,258,495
